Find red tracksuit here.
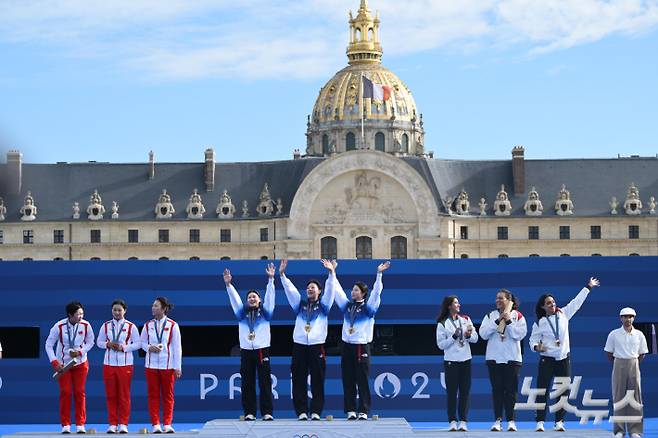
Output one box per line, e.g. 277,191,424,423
45,319,95,426
140,317,182,426
97,319,141,426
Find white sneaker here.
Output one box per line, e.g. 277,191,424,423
507,421,517,432
491,419,502,432
163,425,175,434
75,425,86,434
535,421,545,432
347,411,357,420
61,425,71,434
358,413,368,421
449,421,458,431
152,424,163,434
554,421,566,432
298,413,308,421
106,425,117,434
311,413,321,421
244,414,256,421
262,414,274,421
458,421,468,432
630,434,642,438
118,425,128,434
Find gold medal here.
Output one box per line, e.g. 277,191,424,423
348,327,355,335
304,323,311,333
248,332,255,341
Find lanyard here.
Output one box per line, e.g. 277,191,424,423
306,301,317,325
448,316,463,341
247,308,258,333
349,302,363,329
154,318,167,344
66,322,80,350
112,321,126,343
546,312,560,341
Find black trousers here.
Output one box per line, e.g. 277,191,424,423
341,342,371,414
487,361,521,421
291,343,327,416
536,355,571,422
240,348,273,417
444,359,471,422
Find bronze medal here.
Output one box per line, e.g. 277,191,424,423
305,323,311,333
248,332,255,341
348,327,355,335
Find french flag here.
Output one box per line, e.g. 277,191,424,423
362,76,392,102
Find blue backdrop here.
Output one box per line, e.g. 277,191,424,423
0,257,656,423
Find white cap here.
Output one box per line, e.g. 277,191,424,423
619,307,636,317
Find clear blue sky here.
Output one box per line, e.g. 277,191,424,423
1,0,657,164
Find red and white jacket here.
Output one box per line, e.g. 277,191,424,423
45,318,95,366
140,317,182,371
96,319,141,366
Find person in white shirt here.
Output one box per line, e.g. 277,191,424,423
436,295,479,432
96,299,141,434
140,296,182,434
529,277,600,432
604,307,648,438
45,301,95,434
333,260,391,421
279,259,335,421
224,263,276,421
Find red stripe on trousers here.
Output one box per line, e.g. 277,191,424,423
103,365,134,426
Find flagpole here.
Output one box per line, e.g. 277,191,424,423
360,72,365,148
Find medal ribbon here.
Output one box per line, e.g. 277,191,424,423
449,315,463,342
546,312,560,342
247,309,258,334
66,322,79,350
155,318,167,345
112,321,126,344
348,302,362,331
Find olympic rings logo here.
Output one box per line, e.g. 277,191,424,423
293,434,319,438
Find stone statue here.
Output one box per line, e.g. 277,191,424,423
479,197,487,216
523,187,543,216
20,191,37,221
216,189,236,219
610,197,618,215
649,196,656,215
624,183,642,215
242,200,249,218
72,202,80,219
442,196,454,215
186,189,205,219
155,189,175,219
554,184,574,216
276,198,284,216
87,189,105,220
456,189,470,215
493,185,512,216
257,183,274,216
0,197,6,221
111,201,119,219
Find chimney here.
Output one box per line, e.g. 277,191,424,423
293,149,301,160
512,146,525,195
148,150,155,180
204,148,215,192
7,150,22,194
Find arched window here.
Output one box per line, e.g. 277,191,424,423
560,253,570,257
23,257,33,261
498,254,509,258
460,254,469,259
189,256,200,260
260,256,269,260
591,253,602,257
356,236,372,259
375,132,385,152
368,28,374,41
401,133,409,153
128,257,139,260
355,28,362,41
159,256,169,260
90,257,101,261
53,257,64,261
322,134,329,155
390,236,407,259
321,236,337,260
629,253,640,256
346,132,356,151
529,254,540,257
220,256,231,260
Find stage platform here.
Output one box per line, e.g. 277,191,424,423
1,418,613,438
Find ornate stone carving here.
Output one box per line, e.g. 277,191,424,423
350,228,378,238
346,172,381,209
478,198,487,216
241,200,249,218
72,202,80,219
554,184,574,216
442,196,454,215
649,196,656,215
216,190,236,219
455,189,470,215
276,198,284,216
186,189,206,219
20,191,37,221
0,197,6,221
154,189,175,219
624,183,642,215
523,187,543,216
257,183,274,216
609,197,618,215
493,185,512,216
87,190,105,221
111,201,119,219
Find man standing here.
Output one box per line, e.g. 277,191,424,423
604,307,648,438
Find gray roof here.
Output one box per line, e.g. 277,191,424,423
1,155,657,222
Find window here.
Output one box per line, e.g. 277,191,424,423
53,229,65,244
560,253,571,257
260,256,269,260
322,134,329,155
0,230,4,244
320,236,337,260
390,236,407,259
529,254,540,257
460,226,468,240
159,256,169,260
53,257,64,261
460,254,469,259
559,226,570,240
497,226,508,240
374,132,385,152
23,257,33,261
591,253,602,257
189,256,200,260
629,225,639,239
220,229,231,243
401,133,409,153
128,229,139,243
23,230,34,244
498,254,509,258
189,229,200,243
590,225,601,240
90,229,101,243
629,253,640,256
128,257,139,260
220,256,231,260
528,226,539,240
356,236,372,259
158,229,169,243
260,228,269,242
90,257,101,261
346,132,356,151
